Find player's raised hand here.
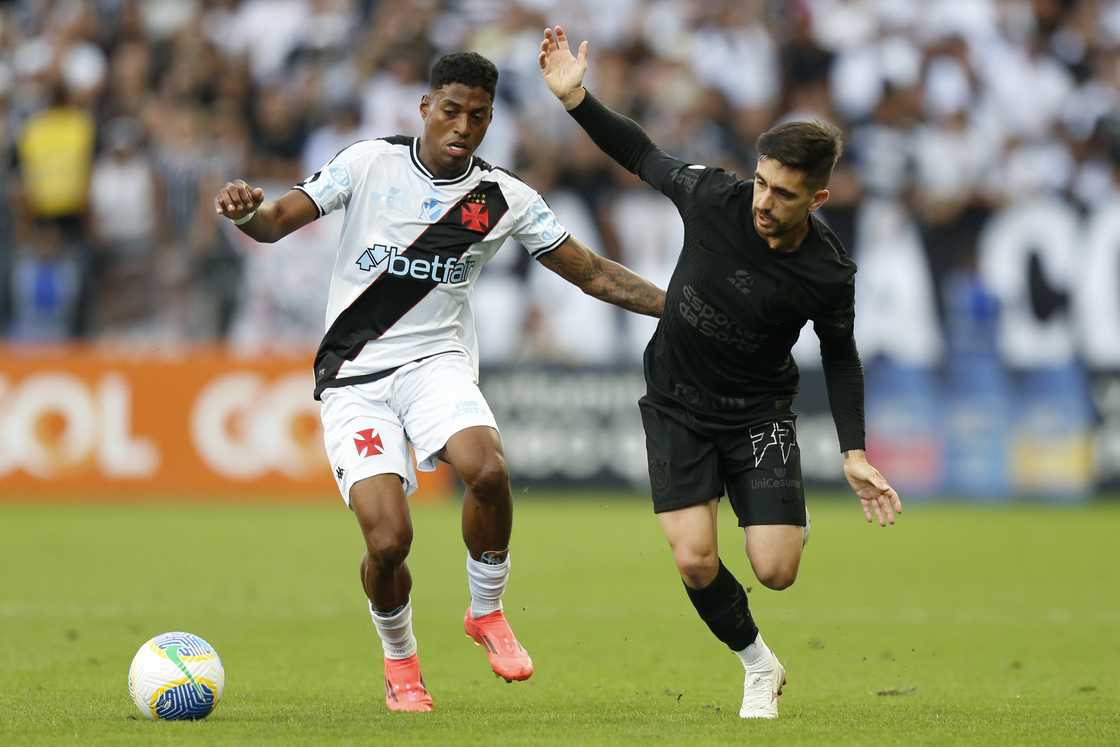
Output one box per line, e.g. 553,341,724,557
214,179,265,222
539,26,589,109
842,452,902,527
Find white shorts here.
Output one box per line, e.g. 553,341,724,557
320,352,498,506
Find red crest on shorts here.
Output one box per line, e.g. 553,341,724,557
354,428,384,458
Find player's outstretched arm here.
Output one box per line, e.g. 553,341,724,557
842,450,902,527
214,180,318,243
537,236,665,317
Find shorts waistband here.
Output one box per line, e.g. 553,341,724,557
314,351,461,400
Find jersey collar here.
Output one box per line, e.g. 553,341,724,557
410,137,475,186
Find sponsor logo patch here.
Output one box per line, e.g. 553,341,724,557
679,285,764,353
355,244,475,284
749,476,803,491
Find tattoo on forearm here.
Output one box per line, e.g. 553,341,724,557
597,260,665,317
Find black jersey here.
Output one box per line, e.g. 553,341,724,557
569,93,865,452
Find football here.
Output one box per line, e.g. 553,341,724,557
127,632,224,720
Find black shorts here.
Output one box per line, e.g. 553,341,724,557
639,397,806,527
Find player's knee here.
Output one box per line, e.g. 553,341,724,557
755,563,798,591
462,454,510,500
363,527,413,570
675,548,719,588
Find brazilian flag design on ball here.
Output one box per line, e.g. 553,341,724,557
128,632,225,720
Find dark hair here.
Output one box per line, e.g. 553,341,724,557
756,120,844,189
429,52,498,101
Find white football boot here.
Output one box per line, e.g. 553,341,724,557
739,635,786,719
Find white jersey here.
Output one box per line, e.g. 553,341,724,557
295,136,570,398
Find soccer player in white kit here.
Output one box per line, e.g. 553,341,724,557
214,52,665,712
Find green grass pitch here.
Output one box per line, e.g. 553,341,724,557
1,494,1118,745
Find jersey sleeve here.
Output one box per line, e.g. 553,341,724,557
643,159,741,216
813,278,866,452
293,140,376,217
508,189,571,258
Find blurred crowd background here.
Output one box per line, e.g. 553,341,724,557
3,0,1120,500
2,0,1118,363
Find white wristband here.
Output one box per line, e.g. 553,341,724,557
232,209,258,226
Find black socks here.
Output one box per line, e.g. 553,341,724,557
684,560,759,651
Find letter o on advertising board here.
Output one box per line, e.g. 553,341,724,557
1,374,96,478
0,372,158,480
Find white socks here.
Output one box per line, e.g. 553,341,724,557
467,552,510,618
370,598,417,659
368,554,509,656
735,633,773,671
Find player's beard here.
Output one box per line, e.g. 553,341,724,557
753,209,783,237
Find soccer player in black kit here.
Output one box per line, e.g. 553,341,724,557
540,27,902,718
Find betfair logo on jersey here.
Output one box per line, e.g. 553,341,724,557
356,244,475,284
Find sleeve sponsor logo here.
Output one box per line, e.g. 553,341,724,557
329,163,352,189
526,197,564,244
675,166,703,193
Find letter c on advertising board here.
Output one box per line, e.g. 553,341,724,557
190,373,323,480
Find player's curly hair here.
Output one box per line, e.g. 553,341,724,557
430,52,498,101
756,120,844,190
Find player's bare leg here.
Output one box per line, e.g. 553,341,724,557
441,426,533,682
717,523,805,718
658,501,785,719
353,475,414,610
744,524,805,591
445,426,512,557
659,498,720,587
351,475,432,712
